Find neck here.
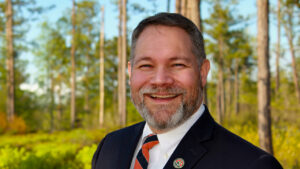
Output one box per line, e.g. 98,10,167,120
149,126,170,134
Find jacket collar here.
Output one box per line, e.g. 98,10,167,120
163,106,215,169
119,122,145,169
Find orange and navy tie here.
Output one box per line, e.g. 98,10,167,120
134,134,159,169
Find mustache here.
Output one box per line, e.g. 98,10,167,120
139,86,186,96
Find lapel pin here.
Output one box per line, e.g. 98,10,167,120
173,158,185,168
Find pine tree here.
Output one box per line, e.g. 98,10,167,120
5,0,15,123
99,6,105,127
70,0,76,128
257,0,273,154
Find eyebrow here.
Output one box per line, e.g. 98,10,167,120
134,56,152,65
133,56,192,65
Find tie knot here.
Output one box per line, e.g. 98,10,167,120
142,134,159,151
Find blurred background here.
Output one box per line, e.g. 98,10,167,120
0,0,299,168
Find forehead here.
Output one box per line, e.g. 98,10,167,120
137,25,190,43
133,25,194,62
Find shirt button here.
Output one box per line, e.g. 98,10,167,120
164,154,168,159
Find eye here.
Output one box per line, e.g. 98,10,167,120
139,64,153,69
173,63,186,67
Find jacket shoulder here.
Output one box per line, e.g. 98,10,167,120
105,122,145,141
208,123,283,169
92,122,145,169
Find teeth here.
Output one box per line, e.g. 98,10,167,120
150,94,177,98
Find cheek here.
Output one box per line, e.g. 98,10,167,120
175,71,200,89
130,72,149,90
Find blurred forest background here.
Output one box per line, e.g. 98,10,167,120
0,0,299,168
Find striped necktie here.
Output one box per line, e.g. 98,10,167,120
134,134,159,169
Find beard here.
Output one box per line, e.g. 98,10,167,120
130,84,203,132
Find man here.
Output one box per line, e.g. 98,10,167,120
92,13,282,169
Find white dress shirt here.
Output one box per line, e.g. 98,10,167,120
130,104,205,169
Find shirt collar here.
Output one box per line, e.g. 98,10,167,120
142,103,205,150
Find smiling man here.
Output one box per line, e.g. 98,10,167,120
129,24,208,135
92,13,282,169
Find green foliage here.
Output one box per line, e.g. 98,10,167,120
225,122,300,169
204,0,253,73
0,146,27,169
0,129,107,169
239,72,257,108
0,2,4,33
0,125,299,169
270,71,300,128
76,145,98,169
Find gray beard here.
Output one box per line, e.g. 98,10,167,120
137,99,186,130
131,86,202,131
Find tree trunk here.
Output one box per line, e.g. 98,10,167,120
118,0,127,126
84,50,90,114
257,0,273,154
217,37,225,124
57,82,63,126
84,27,91,115
186,0,200,26
282,8,300,104
225,77,233,115
5,0,15,123
117,0,122,125
99,6,105,128
176,0,188,15
234,59,240,115
70,0,76,128
50,74,55,132
275,0,280,93
217,64,225,124
84,88,89,113
121,0,127,126
181,0,187,16
175,0,181,13
286,30,300,104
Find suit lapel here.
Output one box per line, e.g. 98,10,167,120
163,107,215,169
118,122,145,169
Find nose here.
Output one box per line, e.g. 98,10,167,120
149,67,174,86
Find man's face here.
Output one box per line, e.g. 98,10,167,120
128,25,209,133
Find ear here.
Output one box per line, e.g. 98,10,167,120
128,61,132,85
200,59,210,87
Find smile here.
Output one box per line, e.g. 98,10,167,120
149,94,179,99
144,93,182,103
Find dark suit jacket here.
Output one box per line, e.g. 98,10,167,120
92,107,283,169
